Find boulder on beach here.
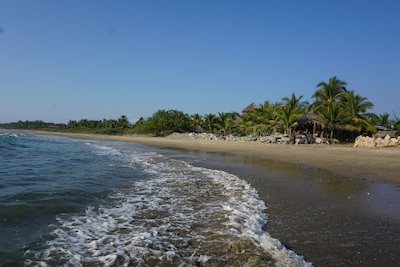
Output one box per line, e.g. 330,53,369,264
354,134,400,148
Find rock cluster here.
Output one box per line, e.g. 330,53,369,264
354,134,400,147
167,132,317,144
167,132,257,141
258,134,291,144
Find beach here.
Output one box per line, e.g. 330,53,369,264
27,132,400,266
39,132,400,185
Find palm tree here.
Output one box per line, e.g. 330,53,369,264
282,92,309,112
317,101,353,143
375,113,391,128
118,115,129,128
392,113,400,131
215,112,236,136
279,93,307,140
256,101,281,135
265,101,282,134
312,76,347,113
203,113,217,133
190,113,203,132
238,111,267,136
228,111,240,121
238,101,281,136
339,90,376,133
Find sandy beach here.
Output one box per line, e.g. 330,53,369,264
23,131,400,266
37,131,400,185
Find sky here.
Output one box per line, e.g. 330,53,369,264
1,0,399,123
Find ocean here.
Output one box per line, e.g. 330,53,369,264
0,131,311,267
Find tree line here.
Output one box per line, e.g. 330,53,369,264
1,76,399,142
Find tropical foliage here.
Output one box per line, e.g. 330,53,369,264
137,109,191,136
1,76,398,143
280,93,309,139
311,76,347,112
0,120,66,129
214,112,239,136
238,101,281,136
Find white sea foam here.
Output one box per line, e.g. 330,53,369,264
0,132,24,138
25,144,312,266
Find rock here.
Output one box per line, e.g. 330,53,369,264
264,136,276,143
354,134,399,147
279,137,290,144
375,137,383,147
354,135,368,147
382,135,391,146
295,135,307,145
315,137,323,144
366,136,375,147
353,136,362,147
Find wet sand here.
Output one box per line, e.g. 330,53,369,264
179,151,400,266
37,132,400,185
26,132,400,266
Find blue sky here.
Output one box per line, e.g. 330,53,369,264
1,0,399,123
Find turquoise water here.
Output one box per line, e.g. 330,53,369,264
0,132,311,266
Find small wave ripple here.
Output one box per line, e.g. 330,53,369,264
25,149,311,267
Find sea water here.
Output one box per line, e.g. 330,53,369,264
0,131,311,266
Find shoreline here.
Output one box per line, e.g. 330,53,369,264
24,131,400,186
9,130,400,266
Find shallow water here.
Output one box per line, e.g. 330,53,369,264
166,149,400,266
0,132,311,266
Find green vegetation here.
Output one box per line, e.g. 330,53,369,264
130,109,191,136
0,120,67,130
1,76,399,143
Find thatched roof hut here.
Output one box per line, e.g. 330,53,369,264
298,113,320,124
242,102,258,115
297,113,322,133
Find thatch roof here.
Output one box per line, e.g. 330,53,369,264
297,113,322,126
242,102,258,114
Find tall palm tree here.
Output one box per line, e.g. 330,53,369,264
282,92,309,112
339,90,376,133
215,112,234,136
317,101,353,143
203,113,217,134
238,111,267,136
238,101,281,136
265,101,282,134
256,101,281,134
312,76,347,113
280,93,307,139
